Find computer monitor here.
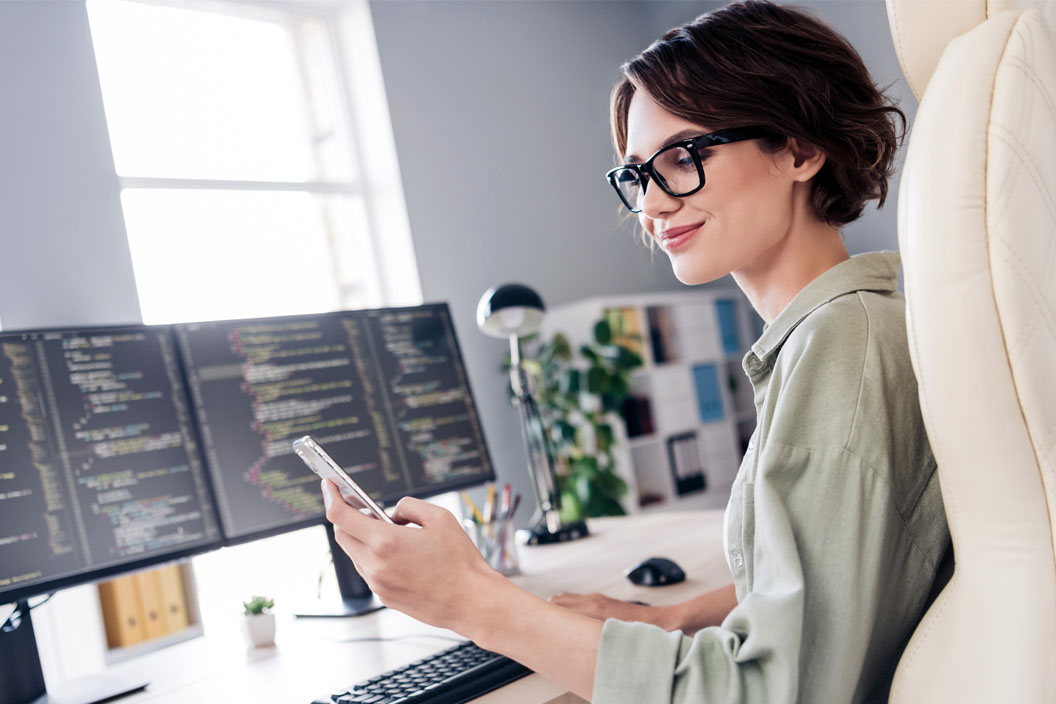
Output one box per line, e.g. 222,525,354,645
0,304,496,701
0,325,223,704
0,325,222,604
173,303,495,611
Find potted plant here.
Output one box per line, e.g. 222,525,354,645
241,595,275,648
509,314,643,521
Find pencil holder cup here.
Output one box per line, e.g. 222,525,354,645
463,517,521,577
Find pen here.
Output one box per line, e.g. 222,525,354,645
506,493,522,521
500,483,511,518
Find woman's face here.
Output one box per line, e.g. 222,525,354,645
624,91,801,285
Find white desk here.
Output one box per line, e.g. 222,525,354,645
78,510,729,704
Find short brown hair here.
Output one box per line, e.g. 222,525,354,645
611,0,905,227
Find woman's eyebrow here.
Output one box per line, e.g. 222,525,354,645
624,129,705,164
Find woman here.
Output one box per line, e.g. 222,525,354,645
321,2,950,701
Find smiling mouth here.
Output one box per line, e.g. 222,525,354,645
657,223,704,240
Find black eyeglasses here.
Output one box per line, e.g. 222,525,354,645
605,127,769,213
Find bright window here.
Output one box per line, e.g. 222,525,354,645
87,0,417,324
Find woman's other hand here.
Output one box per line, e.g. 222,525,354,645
550,592,681,631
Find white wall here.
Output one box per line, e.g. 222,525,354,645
0,0,141,331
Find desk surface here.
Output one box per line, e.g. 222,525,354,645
73,510,729,704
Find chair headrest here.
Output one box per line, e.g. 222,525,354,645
887,0,1056,100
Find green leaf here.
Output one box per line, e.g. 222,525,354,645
586,366,606,394
600,497,626,516
593,320,612,346
559,489,583,523
597,424,614,451
560,369,581,395
579,345,598,362
552,333,572,360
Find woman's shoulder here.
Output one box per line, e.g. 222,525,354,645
782,287,908,365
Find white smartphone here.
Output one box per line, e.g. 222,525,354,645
292,435,395,524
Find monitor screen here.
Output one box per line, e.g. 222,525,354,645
175,304,494,541
0,327,222,602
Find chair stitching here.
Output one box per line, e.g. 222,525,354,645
989,127,1056,248
991,239,1056,377
1003,58,1056,131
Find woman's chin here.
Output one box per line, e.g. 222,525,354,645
671,260,726,286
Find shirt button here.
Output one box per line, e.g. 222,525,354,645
746,355,764,372
731,551,744,568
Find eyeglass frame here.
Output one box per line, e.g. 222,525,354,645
605,126,771,213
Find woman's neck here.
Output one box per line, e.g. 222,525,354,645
732,215,850,326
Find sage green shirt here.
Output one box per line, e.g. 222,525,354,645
594,252,950,703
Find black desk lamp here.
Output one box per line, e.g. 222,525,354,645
476,284,588,544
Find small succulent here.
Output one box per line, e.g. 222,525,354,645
242,595,274,616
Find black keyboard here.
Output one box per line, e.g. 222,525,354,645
314,641,532,704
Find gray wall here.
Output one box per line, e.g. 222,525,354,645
369,0,687,520
0,1,141,330
369,0,919,521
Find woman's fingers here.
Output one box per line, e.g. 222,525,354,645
391,496,445,527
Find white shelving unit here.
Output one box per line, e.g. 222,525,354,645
542,288,763,514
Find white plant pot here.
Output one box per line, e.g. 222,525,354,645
242,612,275,648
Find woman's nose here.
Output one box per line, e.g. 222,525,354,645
639,179,680,219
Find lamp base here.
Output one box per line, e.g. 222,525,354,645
518,520,589,546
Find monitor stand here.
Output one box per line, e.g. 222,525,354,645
293,523,385,618
0,602,147,704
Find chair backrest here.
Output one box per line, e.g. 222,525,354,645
887,0,1056,700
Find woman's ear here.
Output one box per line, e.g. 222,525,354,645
785,137,826,182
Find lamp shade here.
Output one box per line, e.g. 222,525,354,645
476,284,546,339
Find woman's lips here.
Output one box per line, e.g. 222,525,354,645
656,223,704,251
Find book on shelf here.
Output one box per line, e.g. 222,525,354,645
646,306,679,364
692,363,726,423
714,299,742,356
603,306,645,358
620,395,655,438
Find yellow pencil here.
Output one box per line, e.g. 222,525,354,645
461,491,484,524
483,483,496,523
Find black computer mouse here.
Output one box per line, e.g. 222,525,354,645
624,556,686,587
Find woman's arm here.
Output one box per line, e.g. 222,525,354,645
550,583,738,634
322,480,602,700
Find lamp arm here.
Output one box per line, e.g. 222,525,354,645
508,335,562,533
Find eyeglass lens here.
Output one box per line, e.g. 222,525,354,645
612,144,701,211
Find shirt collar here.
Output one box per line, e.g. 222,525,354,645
746,252,902,369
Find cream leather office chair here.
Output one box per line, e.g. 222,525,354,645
886,0,1056,701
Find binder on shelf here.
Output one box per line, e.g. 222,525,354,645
98,575,147,648
156,564,189,633
133,570,167,640
666,431,706,495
